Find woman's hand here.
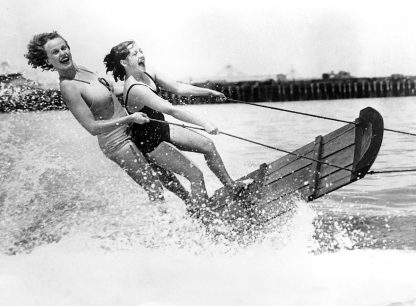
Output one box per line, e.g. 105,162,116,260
210,90,227,102
203,122,219,134
129,112,150,124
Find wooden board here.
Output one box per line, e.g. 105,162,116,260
208,107,384,225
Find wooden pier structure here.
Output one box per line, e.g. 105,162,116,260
165,75,416,105
1,73,416,112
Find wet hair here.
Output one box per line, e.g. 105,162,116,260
24,31,70,71
103,40,134,82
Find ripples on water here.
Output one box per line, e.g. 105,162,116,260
0,94,416,305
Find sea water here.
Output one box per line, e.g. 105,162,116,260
0,97,415,306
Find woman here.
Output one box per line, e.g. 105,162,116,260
104,40,250,209
24,31,190,204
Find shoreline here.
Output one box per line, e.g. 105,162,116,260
1,73,415,112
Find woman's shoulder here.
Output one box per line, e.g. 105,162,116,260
78,65,96,75
124,76,149,90
123,77,143,97
59,78,80,93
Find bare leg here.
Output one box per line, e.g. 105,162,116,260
150,162,190,203
169,125,237,188
146,142,209,208
105,141,164,201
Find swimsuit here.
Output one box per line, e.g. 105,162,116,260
97,105,131,158
68,68,132,158
124,73,171,154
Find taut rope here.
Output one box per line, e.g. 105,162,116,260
227,98,416,137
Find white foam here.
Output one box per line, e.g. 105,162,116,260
1,204,415,306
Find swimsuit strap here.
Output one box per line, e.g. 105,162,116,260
144,72,160,94
78,67,95,74
98,77,112,92
62,67,94,84
70,76,111,92
124,83,152,114
72,78,91,84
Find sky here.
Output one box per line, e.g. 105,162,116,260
2,0,416,83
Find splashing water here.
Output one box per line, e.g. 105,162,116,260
1,203,416,306
1,95,416,305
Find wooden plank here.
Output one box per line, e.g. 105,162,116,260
266,123,354,179
265,152,313,185
260,183,308,205
267,142,314,174
320,128,355,158
315,173,352,197
318,145,355,177
255,185,283,205
207,107,384,226
298,184,313,200
260,126,356,204
265,165,311,195
322,123,355,145
317,165,353,190
264,153,354,204
352,117,364,180
350,108,384,179
254,195,297,223
308,135,323,200
266,145,354,191
210,164,268,211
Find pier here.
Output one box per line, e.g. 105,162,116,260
165,74,416,105
1,73,416,112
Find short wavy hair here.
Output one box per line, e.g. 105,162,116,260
104,40,134,82
25,31,70,71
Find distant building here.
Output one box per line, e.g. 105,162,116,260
322,70,352,79
1,61,11,74
276,74,287,82
212,64,246,82
390,74,405,80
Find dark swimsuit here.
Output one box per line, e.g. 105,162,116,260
124,73,171,154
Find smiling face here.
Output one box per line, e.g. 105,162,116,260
43,37,73,71
122,42,146,75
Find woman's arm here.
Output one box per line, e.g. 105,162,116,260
61,82,149,136
127,85,219,134
149,67,226,101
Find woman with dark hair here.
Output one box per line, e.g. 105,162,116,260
25,32,190,204
104,40,251,209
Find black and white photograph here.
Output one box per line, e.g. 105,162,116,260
1,0,416,305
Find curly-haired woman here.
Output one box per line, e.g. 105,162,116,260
25,31,190,204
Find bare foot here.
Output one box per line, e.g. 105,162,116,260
229,178,254,194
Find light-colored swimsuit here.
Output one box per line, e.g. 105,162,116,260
97,102,132,159
70,71,133,159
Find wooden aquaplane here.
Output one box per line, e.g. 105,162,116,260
208,107,384,225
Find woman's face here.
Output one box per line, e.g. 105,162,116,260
43,37,73,70
124,43,146,73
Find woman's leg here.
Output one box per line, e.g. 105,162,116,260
150,162,190,203
169,125,237,188
146,142,209,208
106,142,164,201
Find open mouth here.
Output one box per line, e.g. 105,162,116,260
138,57,145,67
59,55,70,65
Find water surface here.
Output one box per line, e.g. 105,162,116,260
0,97,415,306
